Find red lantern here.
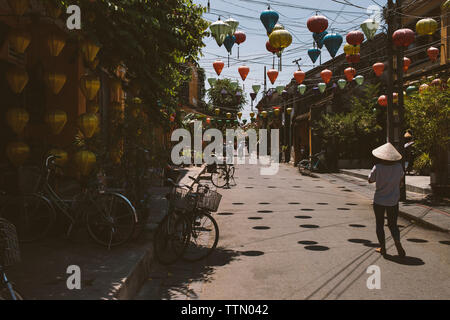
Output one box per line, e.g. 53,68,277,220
427,47,439,62
378,95,388,107
294,70,305,84
393,92,398,104
346,31,364,46
266,40,279,54
320,69,332,84
234,31,246,45
206,117,211,124
344,67,356,82
373,62,385,77
213,60,225,76
307,15,328,34
346,54,360,64
403,57,411,72
392,28,415,48
267,69,279,84
238,65,250,81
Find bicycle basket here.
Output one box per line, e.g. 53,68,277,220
196,188,222,212
0,218,21,267
171,187,196,211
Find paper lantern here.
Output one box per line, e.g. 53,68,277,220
225,18,239,35
343,43,360,55
266,40,279,54
308,48,321,64
237,112,242,119
403,57,411,72
80,75,100,100
261,111,268,118
6,108,29,134
346,54,360,64
313,31,328,49
273,107,280,116
81,39,100,62
48,149,68,166
47,33,66,57
323,33,343,58
406,86,418,96
7,0,29,16
78,113,99,138
267,69,279,84
294,70,305,84
213,60,225,76
419,84,429,93
320,69,333,84
346,31,364,46
355,75,364,86
361,18,379,40
318,83,326,93
298,84,306,95
206,117,211,125
6,66,28,94
307,15,328,34
416,18,438,36
337,79,346,90
226,112,232,119
252,84,261,94
378,95,388,107
8,29,31,54
287,108,292,115
250,112,255,118
260,7,279,34
392,29,415,48
393,92,399,104
238,66,250,81
269,29,292,50
44,72,66,95
344,67,356,82
215,108,220,115
45,109,67,135
73,150,96,176
210,19,231,47
224,34,236,54
6,142,30,167
373,62,385,77
427,47,439,62
234,31,246,45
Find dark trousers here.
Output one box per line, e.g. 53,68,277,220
373,203,401,246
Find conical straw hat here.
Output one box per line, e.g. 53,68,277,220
372,142,402,161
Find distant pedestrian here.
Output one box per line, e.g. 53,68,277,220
404,130,415,175
368,142,406,258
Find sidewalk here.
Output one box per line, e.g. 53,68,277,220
7,165,206,300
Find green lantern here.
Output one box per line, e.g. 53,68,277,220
210,18,232,47
318,82,326,93
355,75,364,86
406,85,418,96
208,78,216,87
242,119,247,124
361,18,379,41
276,85,284,95
298,84,306,95
252,84,261,94
338,79,347,90
225,18,239,35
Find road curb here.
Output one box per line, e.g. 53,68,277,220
397,208,449,234
113,164,207,300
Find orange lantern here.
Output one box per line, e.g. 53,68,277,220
294,70,305,84
8,29,31,54
213,60,225,76
344,67,356,82
7,0,29,16
78,113,99,138
238,66,250,81
80,75,101,100
81,39,101,62
373,62,385,77
403,57,411,72
73,150,96,176
320,69,333,84
47,33,66,57
6,66,28,94
267,69,279,84
44,72,67,95
6,108,29,135
45,109,67,135
6,141,30,167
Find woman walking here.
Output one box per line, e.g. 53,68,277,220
368,143,406,257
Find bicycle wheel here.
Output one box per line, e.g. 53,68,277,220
211,167,227,188
154,213,189,265
0,194,55,243
86,192,137,247
182,211,219,262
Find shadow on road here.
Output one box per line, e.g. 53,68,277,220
383,254,425,266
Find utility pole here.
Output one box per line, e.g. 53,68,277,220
386,0,395,143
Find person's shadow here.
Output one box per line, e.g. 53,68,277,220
384,254,425,266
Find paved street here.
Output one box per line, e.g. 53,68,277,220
136,160,450,300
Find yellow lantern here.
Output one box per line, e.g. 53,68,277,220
287,108,292,115
269,29,292,50
274,108,280,116
226,112,231,119
44,2,62,19
6,108,29,135
80,75,100,100
48,149,68,166
45,109,67,135
47,33,66,57
343,43,360,55
237,112,242,119
73,150,96,176
44,72,66,95
215,108,220,115
7,0,29,16
261,111,268,118
6,141,30,167
77,113,99,138
250,112,255,118
81,39,100,62
87,101,99,113
416,18,438,36
6,66,28,94
8,29,31,54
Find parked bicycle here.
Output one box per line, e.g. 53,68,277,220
154,176,221,264
0,155,138,248
298,151,328,173
0,218,23,300
208,155,236,189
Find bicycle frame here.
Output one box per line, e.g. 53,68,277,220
0,265,17,300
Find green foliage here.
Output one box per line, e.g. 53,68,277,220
314,84,383,159
405,85,450,169
207,79,247,115
413,152,432,175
